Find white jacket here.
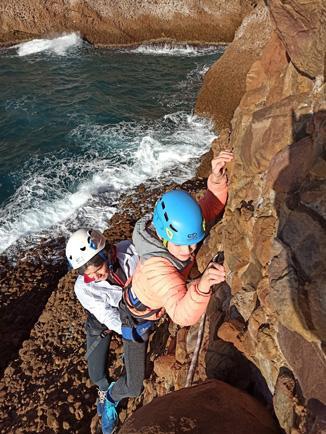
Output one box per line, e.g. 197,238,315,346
74,240,138,335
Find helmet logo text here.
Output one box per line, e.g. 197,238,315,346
165,227,173,239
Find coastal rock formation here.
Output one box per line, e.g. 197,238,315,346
0,1,325,433
195,1,326,432
118,380,281,434
0,0,250,46
196,1,273,130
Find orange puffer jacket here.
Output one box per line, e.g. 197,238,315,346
129,175,228,327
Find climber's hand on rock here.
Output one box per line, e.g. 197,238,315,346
211,150,233,184
198,262,226,294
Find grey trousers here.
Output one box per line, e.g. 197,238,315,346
109,338,147,402
86,325,111,391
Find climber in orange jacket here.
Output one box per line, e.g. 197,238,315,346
125,149,233,326
103,150,233,434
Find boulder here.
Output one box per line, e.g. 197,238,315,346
119,380,281,434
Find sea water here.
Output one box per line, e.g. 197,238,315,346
0,33,223,258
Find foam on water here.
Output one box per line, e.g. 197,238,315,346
0,41,223,259
0,113,216,255
15,33,82,56
132,44,223,57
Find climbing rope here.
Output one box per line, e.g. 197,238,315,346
185,251,225,387
185,313,206,387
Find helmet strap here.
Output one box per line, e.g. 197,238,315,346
98,249,108,262
162,239,168,248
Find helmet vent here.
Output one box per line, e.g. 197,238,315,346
80,246,86,251
161,201,165,209
164,212,169,221
170,224,178,232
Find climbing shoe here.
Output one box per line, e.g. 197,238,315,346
98,383,119,434
97,389,107,417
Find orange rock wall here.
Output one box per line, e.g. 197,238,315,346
196,1,326,432
0,0,249,45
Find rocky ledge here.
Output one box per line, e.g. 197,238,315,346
0,0,253,46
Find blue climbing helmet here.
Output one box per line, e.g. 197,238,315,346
153,190,206,246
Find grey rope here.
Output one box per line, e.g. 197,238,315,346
185,313,206,387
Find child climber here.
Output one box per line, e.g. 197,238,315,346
65,229,138,434
102,150,233,433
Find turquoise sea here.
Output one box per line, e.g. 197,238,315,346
0,33,223,258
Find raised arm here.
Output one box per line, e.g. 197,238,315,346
199,150,233,223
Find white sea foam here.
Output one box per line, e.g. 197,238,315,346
0,113,216,256
15,33,82,57
132,44,222,57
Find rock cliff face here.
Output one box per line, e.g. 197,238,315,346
196,1,326,432
0,1,325,433
0,0,250,46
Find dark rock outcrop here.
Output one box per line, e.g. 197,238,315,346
119,379,281,434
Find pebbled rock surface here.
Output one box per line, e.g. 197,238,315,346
195,0,326,433
0,0,250,46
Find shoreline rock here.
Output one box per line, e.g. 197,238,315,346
0,0,251,46
0,37,229,49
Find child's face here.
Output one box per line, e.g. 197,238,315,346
167,242,197,261
84,261,109,282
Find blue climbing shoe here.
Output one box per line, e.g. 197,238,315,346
98,383,119,434
96,389,107,417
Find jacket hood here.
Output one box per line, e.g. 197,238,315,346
132,215,192,270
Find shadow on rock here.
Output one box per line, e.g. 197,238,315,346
270,109,326,431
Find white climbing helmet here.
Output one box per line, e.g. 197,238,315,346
66,228,106,269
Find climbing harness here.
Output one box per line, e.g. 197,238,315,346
123,286,162,320
86,329,112,360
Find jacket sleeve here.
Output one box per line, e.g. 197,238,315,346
116,240,139,278
140,257,210,327
74,280,122,334
199,174,228,224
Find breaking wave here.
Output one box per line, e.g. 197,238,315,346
15,33,82,56
132,44,224,57
0,39,223,258
0,113,215,255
